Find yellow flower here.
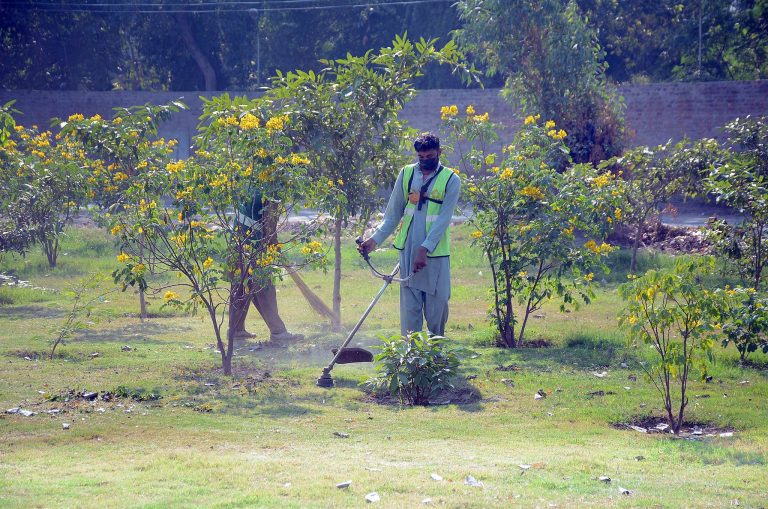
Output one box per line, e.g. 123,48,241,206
113,117,123,125
628,315,638,325
113,172,128,182
224,115,239,126
545,120,556,129
562,225,574,235
440,105,459,120
257,169,272,182
472,112,490,123
524,115,536,125
547,129,567,140
239,112,260,130
290,153,310,165
164,291,179,301
300,240,323,255
518,270,528,278
584,240,614,255
466,105,476,115
584,272,594,282
591,173,611,188
265,115,288,131
209,172,229,188
117,252,130,263
166,160,185,174
499,168,514,180
520,185,545,200
67,113,85,122
131,263,146,274
471,230,483,239
111,225,124,236
90,114,102,121
203,257,214,269
171,233,188,248
615,207,622,220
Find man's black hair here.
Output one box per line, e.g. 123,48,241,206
414,132,440,151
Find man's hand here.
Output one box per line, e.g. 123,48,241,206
358,237,377,257
413,246,428,273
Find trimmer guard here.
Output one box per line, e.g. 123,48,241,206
331,347,374,364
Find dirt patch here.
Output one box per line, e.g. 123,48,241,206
521,338,553,348
495,364,522,372
608,218,712,255
364,381,482,406
8,350,44,360
612,415,736,439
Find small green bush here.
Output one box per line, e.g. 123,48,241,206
364,331,473,406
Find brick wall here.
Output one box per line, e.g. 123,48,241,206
2,81,766,156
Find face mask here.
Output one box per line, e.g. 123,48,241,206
419,157,439,172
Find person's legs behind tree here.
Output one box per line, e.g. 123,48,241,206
230,278,257,341
251,282,304,343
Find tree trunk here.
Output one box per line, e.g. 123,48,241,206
43,236,58,268
501,322,515,348
176,13,218,91
753,222,763,290
332,218,342,328
139,243,147,322
630,221,643,275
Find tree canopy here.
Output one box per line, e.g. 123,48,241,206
1,0,765,91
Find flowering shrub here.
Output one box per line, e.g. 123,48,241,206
71,95,329,374
443,107,622,347
0,121,88,266
619,257,723,433
61,102,184,319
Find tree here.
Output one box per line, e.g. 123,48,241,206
0,124,89,267
105,95,326,375
265,35,478,327
705,116,768,290
445,108,621,347
600,139,720,274
619,257,722,434
0,100,33,257
61,102,185,319
718,287,768,364
577,0,768,82
454,0,625,167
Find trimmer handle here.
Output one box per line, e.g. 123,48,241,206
355,236,370,261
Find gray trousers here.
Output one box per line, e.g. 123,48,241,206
400,285,449,337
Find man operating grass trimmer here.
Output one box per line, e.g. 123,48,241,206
316,133,461,388
358,132,461,337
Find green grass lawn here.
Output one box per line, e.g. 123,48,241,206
1,225,766,508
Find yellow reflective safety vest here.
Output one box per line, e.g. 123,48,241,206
393,163,455,258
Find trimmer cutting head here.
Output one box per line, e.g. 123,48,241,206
316,348,374,388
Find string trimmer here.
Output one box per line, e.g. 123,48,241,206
316,237,413,388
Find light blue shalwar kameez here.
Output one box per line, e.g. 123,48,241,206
371,164,461,337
